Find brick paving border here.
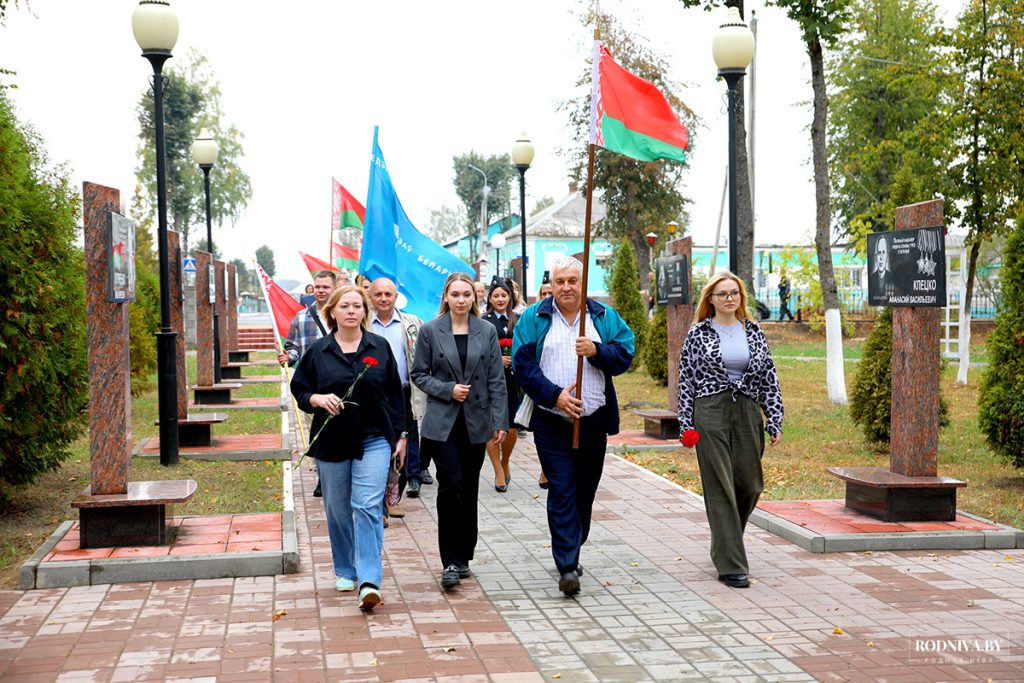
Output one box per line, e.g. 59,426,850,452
2,393,1023,681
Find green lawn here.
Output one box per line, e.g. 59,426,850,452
618,354,1024,530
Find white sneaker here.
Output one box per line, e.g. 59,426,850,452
359,585,382,611
335,577,356,592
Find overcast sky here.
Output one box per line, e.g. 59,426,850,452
1,0,965,283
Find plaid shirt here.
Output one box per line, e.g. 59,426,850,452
283,304,327,367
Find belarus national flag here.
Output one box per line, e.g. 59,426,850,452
254,263,304,348
332,241,360,271
332,178,366,231
589,41,688,163
298,251,335,278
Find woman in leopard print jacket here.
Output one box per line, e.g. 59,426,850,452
676,271,783,589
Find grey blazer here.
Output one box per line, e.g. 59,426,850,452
411,312,508,444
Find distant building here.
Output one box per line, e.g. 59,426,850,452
444,188,615,302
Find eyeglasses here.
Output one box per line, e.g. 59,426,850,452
712,290,741,301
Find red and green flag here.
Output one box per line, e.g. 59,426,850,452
589,41,688,163
332,178,366,231
331,241,360,271
299,251,335,278
254,263,304,349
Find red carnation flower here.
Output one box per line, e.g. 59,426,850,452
362,356,379,367
499,338,513,348
681,429,700,448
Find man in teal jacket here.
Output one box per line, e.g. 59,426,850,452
512,256,634,596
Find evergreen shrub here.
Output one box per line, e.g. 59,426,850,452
608,239,648,370
978,222,1024,467
850,306,949,444
643,303,668,386
0,91,89,487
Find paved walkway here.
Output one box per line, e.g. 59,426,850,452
2,423,1023,681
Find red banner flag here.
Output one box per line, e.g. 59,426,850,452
254,263,304,347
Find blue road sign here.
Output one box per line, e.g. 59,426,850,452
183,257,197,273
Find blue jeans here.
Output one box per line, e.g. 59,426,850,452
316,436,390,588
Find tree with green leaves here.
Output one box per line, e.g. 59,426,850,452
828,0,951,243
0,90,89,487
255,245,276,278
945,0,1024,383
452,152,513,263
608,239,649,368
135,50,252,253
769,0,852,404
230,258,256,295
128,184,159,396
978,220,1024,467
425,204,466,245
563,10,696,291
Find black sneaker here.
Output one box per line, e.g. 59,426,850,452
421,470,434,485
312,480,322,497
441,565,460,589
456,564,472,579
406,479,421,498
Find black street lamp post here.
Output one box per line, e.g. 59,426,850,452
712,7,755,277
133,0,179,466
191,130,220,383
512,133,534,300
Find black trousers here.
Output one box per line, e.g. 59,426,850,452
397,385,421,494
421,411,486,568
531,410,607,575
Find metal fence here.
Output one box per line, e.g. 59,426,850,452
751,288,1001,321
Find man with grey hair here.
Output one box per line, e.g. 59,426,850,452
370,277,428,510
512,256,635,596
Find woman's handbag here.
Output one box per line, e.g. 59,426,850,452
385,457,401,507
513,394,534,429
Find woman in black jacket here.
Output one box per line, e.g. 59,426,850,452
291,285,406,610
481,278,522,492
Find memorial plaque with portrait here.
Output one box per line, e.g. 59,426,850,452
208,264,217,304
655,255,689,306
867,227,945,307
108,212,136,303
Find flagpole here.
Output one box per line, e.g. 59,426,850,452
254,261,310,455
572,142,597,449
329,178,335,273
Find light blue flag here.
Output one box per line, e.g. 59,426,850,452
359,127,472,320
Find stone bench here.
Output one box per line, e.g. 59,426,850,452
153,413,228,447
828,466,966,522
228,350,252,363
71,479,198,548
193,382,243,405
219,362,245,380
634,409,679,440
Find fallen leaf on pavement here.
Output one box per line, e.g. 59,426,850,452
272,609,287,621
833,627,843,635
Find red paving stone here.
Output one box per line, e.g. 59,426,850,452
137,433,282,454
607,429,676,447
757,499,1001,535
40,514,283,562
5,405,1022,682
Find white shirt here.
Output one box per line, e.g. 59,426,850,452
539,304,606,418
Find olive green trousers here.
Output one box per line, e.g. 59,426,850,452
693,391,765,575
